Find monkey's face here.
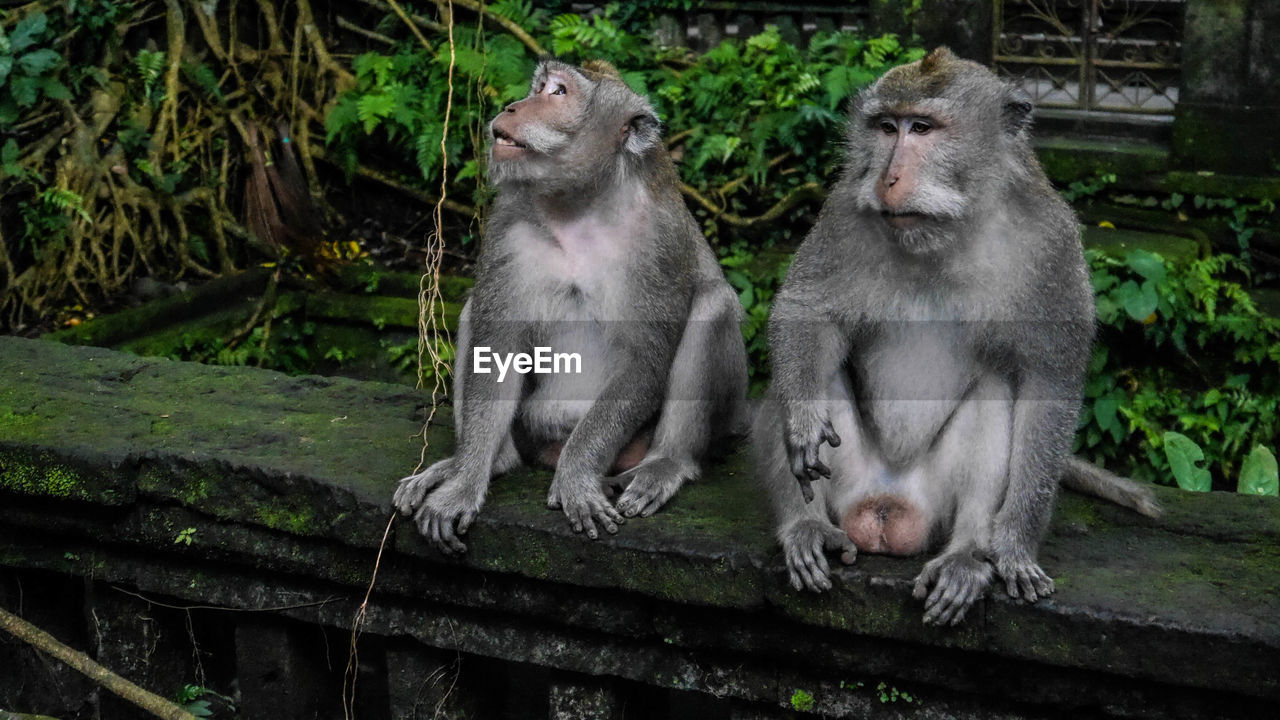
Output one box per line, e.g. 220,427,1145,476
845,48,1033,254
488,61,661,191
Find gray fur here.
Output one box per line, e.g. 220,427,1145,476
394,60,748,552
757,48,1158,624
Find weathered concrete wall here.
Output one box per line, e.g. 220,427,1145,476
1,337,1278,719
1174,0,1280,173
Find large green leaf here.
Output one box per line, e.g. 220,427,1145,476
18,48,62,76
1125,249,1167,283
8,12,48,54
1163,431,1211,492
1237,446,1279,496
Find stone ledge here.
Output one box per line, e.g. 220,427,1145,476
1,336,1278,716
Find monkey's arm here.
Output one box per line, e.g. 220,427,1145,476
768,292,852,501
398,306,526,553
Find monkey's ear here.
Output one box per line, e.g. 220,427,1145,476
624,109,661,156
1003,88,1034,135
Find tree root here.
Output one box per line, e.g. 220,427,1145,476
0,606,198,720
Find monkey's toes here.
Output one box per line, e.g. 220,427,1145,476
782,520,846,593
415,507,468,555
616,459,689,518
914,552,994,626
998,560,1054,602
392,477,428,514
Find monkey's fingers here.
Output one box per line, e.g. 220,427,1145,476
821,526,858,566
822,420,842,448
796,476,815,504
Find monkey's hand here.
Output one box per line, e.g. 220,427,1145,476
912,549,995,626
394,458,485,554
615,457,698,518
781,518,857,592
782,405,842,503
547,474,626,540
991,550,1054,603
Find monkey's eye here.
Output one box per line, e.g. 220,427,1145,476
551,84,566,96
879,120,897,134
910,120,933,135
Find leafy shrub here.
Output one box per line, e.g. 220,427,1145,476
1079,249,1280,494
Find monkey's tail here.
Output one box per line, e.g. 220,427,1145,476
1060,457,1162,518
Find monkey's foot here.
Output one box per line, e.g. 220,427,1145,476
993,552,1054,602
912,549,994,626
547,479,625,540
392,457,457,515
409,477,484,555
615,457,696,518
781,519,857,593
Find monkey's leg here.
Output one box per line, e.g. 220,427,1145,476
988,379,1077,603
550,330,672,538
912,376,1013,625
615,282,748,518
393,299,524,553
758,384,859,593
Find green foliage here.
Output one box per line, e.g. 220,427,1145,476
325,7,922,241
718,242,790,393
1078,250,1280,493
1162,431,1211,492
173,526,197,545
0,12,71,126
176,683,236,718
876,681,920,704
1237,445,1279,496
789,688,815,711
15,188,90,260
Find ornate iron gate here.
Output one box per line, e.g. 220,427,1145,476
992,0,1185,114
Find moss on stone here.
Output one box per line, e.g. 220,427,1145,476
1036,138,1169,184
0,452,87,499
254,502,318,536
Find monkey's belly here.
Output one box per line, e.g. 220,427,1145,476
840,495,929,556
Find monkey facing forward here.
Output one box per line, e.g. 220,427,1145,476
394,60,748,553
756,48,1159,625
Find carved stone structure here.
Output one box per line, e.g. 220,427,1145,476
1,337,1277,719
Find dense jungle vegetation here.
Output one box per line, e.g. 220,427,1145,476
0,1,1276,496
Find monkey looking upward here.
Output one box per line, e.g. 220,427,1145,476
756,48,1159,625
394,60,748,553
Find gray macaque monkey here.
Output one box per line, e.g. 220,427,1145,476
756,48,1160,625
394,60,748,553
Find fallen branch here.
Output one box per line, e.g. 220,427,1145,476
0,606,198,720
680,181,825,227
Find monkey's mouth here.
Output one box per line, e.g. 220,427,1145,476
492,128,528,154
881,211,927,229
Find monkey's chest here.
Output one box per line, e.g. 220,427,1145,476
850,326,982,467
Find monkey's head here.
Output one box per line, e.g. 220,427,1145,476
845,47,1036,254
487,59,663,192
